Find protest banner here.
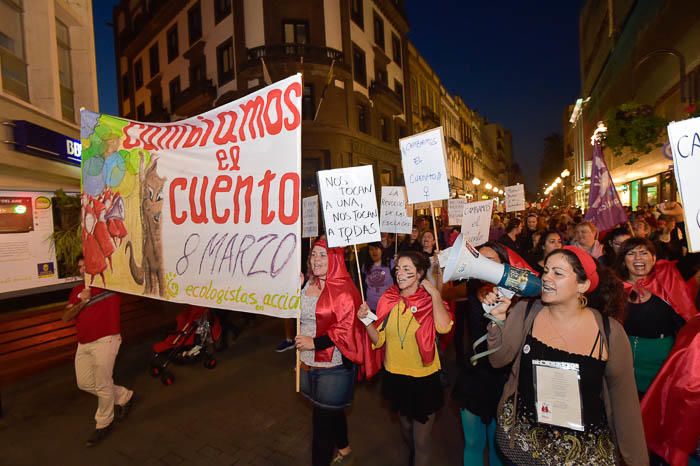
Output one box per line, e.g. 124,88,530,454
302,195,319,238
317,165,380,248
505,184,525,213
667,116,700,252
461,200,493,246
79,74,302,318
380,186,413,235
399,127,450,204
448,198,467,226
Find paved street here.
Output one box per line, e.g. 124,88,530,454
0,317,462,466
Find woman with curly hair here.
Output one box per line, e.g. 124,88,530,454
485,246,647,465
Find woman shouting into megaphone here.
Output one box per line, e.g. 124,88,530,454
483,246,648,466
357,250,452,466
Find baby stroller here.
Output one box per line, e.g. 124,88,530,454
150,305,222,385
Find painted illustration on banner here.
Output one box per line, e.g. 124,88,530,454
80,74,303,317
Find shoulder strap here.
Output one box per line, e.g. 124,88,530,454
523,299,536,322
603,315,611,343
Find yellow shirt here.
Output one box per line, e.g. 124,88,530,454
372,301,453,377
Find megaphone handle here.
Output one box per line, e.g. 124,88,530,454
469,313,504,366
353,244,365,301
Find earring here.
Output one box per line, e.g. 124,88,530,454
578,293,588,309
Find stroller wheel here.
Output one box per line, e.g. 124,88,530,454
204,357,217,369
161,372,175,386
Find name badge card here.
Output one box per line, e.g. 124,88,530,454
532,359,584,432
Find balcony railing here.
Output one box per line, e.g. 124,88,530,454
142,106,170,123
369,80,402,109
171,79,216,115
422,106,440,125
245,44,347,71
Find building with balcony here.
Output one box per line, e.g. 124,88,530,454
113,0,411,196
0,0,99,298
573,0,700,209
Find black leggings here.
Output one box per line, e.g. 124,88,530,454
312,407,349,466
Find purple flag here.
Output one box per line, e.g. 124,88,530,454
584,142,628,231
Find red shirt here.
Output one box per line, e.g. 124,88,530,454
68,284,121,344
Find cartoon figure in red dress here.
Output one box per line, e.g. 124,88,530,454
81,196,107,286
92,198,116,272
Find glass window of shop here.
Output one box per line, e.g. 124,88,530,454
0,0,29,101
630,180,639,211
56,19,74,122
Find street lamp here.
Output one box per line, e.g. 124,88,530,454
492,187,499,193
561,169,570,178
498,189,504,195
472,177,481,186
485,182,492,190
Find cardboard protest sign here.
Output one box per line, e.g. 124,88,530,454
318,165,380,247
302,195,319,238
79,74,302,317
505,184,525,213
460,200,493,246
380,186,413,234
399,127,450,204
448,198,467,226
667,116,700,252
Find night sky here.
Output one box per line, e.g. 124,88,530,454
93,1,583,190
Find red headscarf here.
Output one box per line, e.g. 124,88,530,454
310,239,363,363
623,259,698,322
563,245,599,293
359,284,445,380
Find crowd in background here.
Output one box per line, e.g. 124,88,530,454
290,200,700,466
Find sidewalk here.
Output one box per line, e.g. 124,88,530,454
0,317,462,466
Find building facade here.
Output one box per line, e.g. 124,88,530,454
572,0,700,210
113,0,411,198
0,0,99,298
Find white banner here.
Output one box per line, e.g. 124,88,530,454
505,184,525,213
380,186,413,234
80,74,302,317
302,195,319,238
461,200,493,246
318,165,380,247
399,127,450,204
667,117,700,252
448,198,467,226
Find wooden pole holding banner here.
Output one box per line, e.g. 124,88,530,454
295,315,301,393
430,201,440,253
353,244,365,299
395,233,398,258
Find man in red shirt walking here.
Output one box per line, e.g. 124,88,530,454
62,255,134,446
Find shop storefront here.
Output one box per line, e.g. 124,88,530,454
616,170,676,210
0,115,82,305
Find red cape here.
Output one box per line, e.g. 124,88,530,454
359,285,445,380
641,316,700,466
503,246,540,276
312,239,363,364
624,260,698,322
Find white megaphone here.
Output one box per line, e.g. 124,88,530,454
438,234,541,297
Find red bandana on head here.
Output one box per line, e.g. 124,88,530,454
311,239,363,363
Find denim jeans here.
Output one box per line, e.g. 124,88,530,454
300,364,355,409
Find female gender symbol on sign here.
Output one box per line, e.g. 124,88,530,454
423,186,430,199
